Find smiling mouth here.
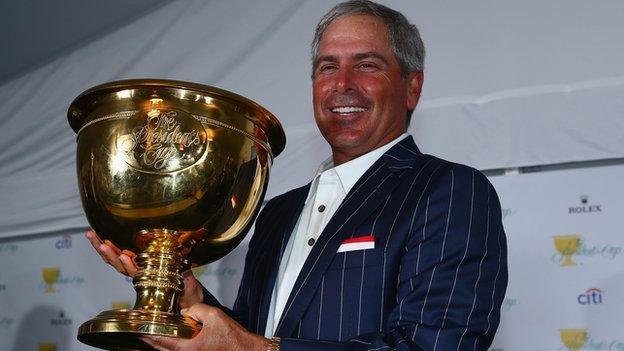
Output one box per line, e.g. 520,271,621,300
330,106,368,114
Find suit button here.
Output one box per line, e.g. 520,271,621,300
308,238,315,246
318,205,326,212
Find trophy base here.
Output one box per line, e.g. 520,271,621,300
78,309,201,350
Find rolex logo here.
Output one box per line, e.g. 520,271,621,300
569,194,602,214
50,310,72,326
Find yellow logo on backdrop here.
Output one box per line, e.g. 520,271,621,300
38,342,57,351
560,329,587,351
42,267,60,293
111,301,131,310
553,235,582,266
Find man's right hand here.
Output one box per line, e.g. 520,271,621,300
85,229,205,308
86,228,138,276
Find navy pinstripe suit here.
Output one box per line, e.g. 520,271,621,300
203,136,507,351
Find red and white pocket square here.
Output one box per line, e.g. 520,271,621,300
337,235,375,253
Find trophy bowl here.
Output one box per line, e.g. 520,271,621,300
68,79,285,350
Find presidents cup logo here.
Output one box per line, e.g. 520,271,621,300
559,329,624,350
560,329,587,351
552,235,623,266
116,108,207,173
554,235,582,266
42,267,60,293
38,343,57,351
40,267,85,293
191,265,237,278
569,194,602,214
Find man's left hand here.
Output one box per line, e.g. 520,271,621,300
141,304,269,351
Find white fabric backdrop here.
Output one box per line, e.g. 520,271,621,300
1,165,623,350
1,0,624,239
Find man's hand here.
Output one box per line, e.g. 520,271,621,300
141,304,270,351
85,229,204,308
86,229,138,276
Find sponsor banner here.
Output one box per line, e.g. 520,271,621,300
0,164,622,350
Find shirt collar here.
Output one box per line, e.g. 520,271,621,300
315,133,410,194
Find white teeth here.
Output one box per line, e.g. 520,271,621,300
331,106,367,114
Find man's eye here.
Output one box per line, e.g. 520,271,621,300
318,64,338,73
357,62,379,71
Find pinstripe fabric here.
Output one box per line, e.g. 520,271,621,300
203,136,507,351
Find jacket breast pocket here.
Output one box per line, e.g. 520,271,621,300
327,248,384,270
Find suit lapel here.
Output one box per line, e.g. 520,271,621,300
274,137,421,337
254,184,310,334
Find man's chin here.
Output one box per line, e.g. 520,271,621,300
324,134,374,157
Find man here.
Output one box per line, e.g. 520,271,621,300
89,1,507,350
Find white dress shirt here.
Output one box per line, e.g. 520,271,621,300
264,133,409,337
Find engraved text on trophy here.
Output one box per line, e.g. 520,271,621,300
116,110,207,173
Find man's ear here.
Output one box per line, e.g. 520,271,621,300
406,70,424,111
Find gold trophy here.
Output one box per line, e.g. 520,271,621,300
42,267,60,293
68,79,285,350
559,329,588,351
553,235,582,266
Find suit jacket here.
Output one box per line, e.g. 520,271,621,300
203,136,508,351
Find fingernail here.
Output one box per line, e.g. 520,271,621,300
181,308,188,314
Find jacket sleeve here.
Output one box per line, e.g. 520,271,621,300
201,199,274,328
280,165,508,351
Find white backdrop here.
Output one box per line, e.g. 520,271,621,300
1,165,623,350
0,0,623,350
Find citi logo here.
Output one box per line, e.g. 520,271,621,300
577,288,603,305
55,234,72,249
569,195,602,214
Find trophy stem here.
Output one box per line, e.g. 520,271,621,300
77,229,200,350
133,229,188,314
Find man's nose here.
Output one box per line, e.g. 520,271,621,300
334,67,354,92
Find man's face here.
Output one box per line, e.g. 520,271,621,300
312,14,423,163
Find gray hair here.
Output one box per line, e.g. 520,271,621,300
311,0,426,77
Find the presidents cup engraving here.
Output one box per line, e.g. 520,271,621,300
118,110,207,173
